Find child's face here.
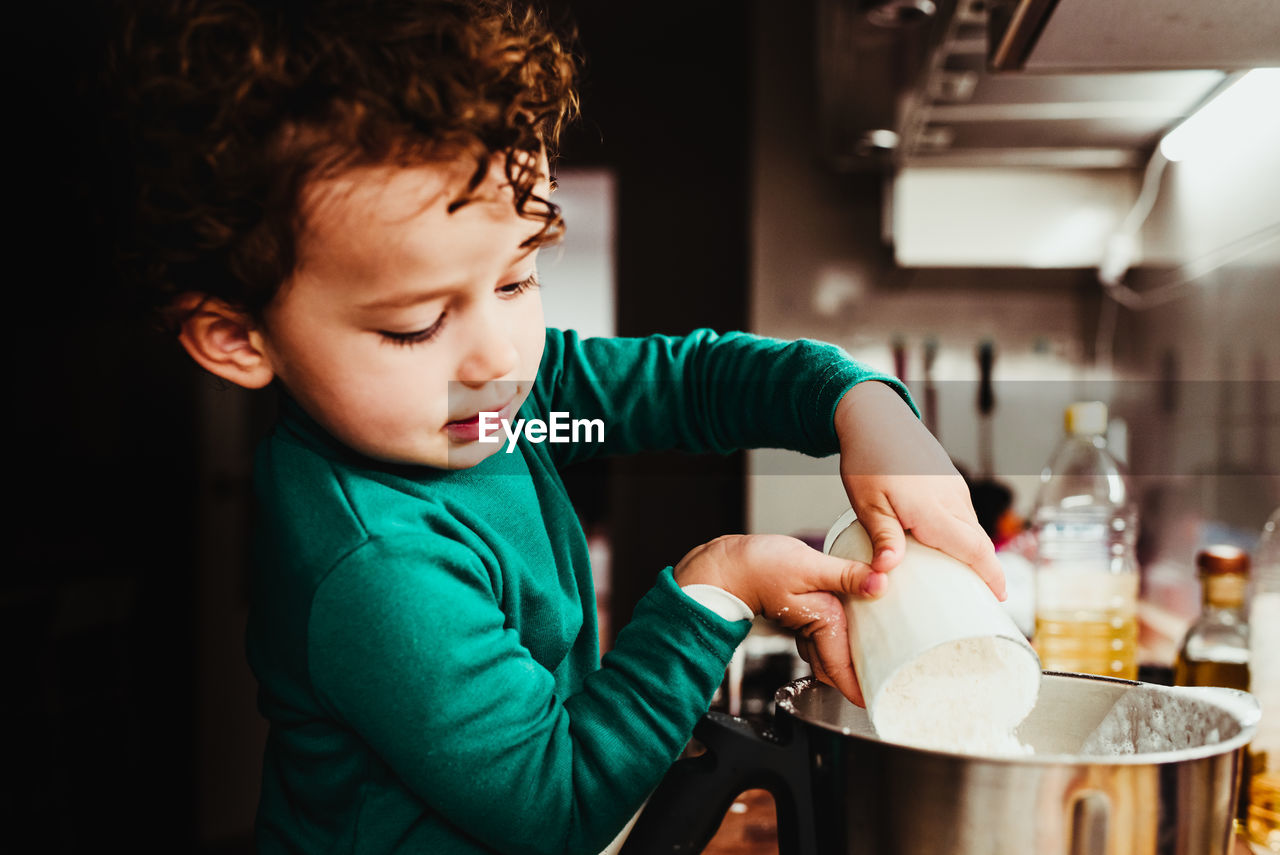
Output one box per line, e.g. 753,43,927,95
257,155,550,469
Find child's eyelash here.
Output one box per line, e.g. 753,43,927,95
500,272,540,295
380,313,447,347
378,274,539,347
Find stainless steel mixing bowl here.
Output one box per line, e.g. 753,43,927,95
621,672,1260,855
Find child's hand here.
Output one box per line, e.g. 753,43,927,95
834,381,1006,601
674,534,879,706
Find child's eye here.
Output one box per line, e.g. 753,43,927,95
498,272,539,296
379,312,447,347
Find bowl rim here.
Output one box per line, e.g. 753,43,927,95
774,673,1260,766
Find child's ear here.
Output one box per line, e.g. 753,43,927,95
173,293,276,389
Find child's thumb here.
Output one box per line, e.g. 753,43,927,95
809,551,882,599
854,503,907,575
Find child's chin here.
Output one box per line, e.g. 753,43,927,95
362,439,493,470
439,440,503,469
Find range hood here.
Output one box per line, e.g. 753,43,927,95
817,0,1280,170
988,0,1280,72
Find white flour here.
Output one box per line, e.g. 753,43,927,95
871,636,1039,756
1077,688,1232,756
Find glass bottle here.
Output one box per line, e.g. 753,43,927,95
1248,508,1280,851
1174,545,1250,691
1031,401,1139,680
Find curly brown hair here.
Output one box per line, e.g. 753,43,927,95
110,0,579,329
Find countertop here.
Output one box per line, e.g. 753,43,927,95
702,789,776,855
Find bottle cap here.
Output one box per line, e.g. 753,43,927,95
1196,544,1250,576
1065,401,1108,436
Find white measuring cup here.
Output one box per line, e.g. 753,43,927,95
823,508,1042,750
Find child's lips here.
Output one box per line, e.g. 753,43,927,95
445,397,515,443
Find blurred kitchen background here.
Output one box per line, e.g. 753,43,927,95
9,0,1277,850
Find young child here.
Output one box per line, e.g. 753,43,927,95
112,1,1004,852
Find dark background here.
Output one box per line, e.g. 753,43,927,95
10,1,755,850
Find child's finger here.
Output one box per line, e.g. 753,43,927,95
794,548,882,599
798,633,835,684
774,586,864,706
795,636,813,666
775,559,867,707
850,497,906,575
803,622,863,706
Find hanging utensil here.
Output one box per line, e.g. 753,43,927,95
923,337,939,438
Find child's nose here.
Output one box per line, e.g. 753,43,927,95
455,312,520,386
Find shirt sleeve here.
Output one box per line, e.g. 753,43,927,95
528,327,917,468
681,584,755,622
307,534,751,855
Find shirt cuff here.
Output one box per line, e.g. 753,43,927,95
680,584,755,622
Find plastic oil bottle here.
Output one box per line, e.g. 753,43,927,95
1248,508,1280,852
1031,401,1139,680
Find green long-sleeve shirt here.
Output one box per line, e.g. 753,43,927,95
247,327,909,854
